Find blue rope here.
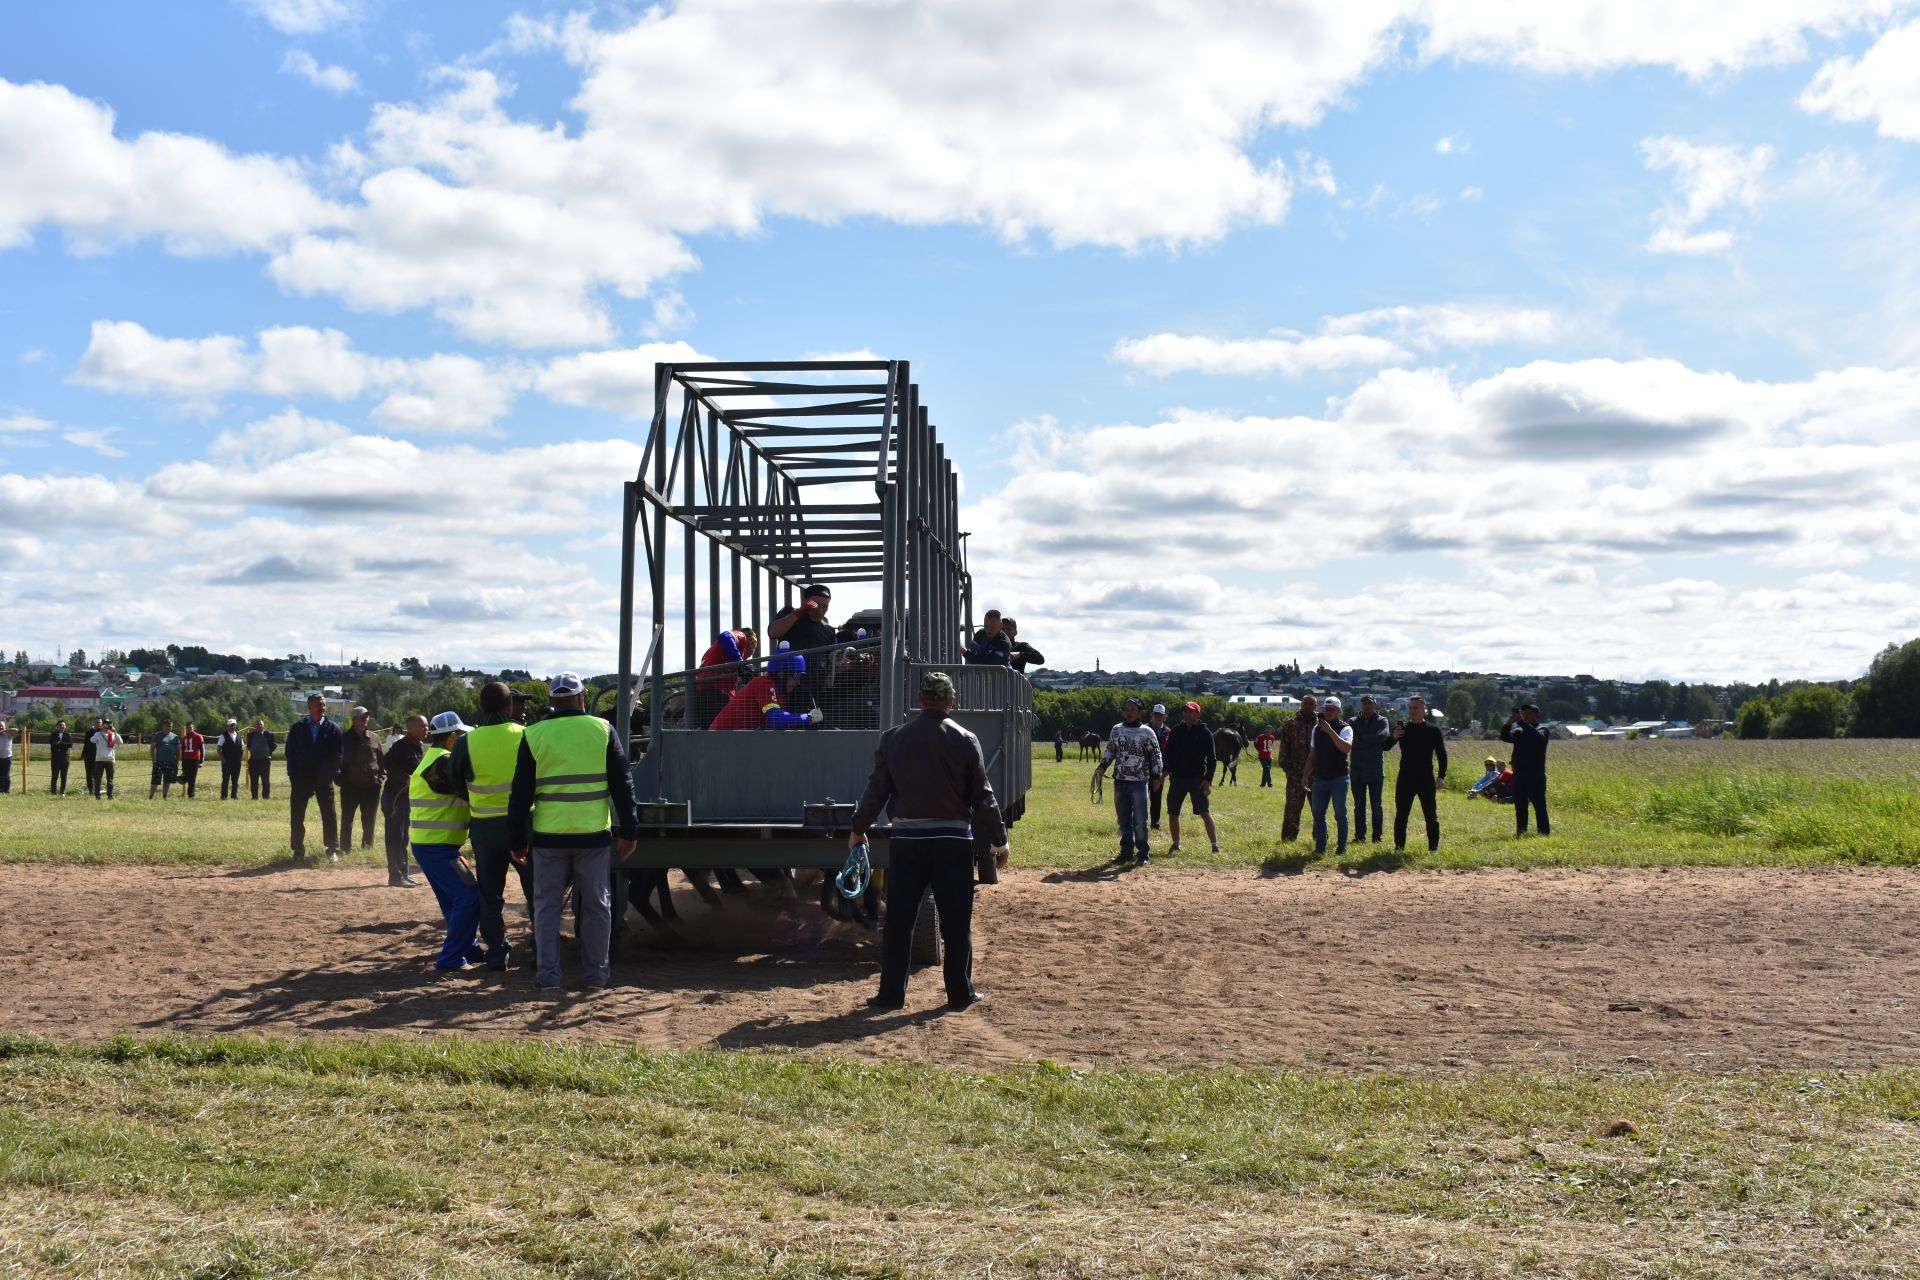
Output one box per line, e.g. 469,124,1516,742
836,840,872,899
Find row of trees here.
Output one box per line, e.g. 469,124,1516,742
1731,639,1920,739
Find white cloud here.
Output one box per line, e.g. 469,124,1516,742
534,341,710,417
1641,135,1773,254
238,0,355,34
70,320,527,433
61,428,126,458
281,50,359,94
210,408,351,462
1800,19,1920,139
1114,303,1559,376
0,414,54,437
1434,134,1468,154
0,78,344,256
69,321,252,398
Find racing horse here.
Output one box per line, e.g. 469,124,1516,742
1078,729,1103,760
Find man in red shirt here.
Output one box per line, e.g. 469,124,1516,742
693,627,757,728
1252,726,1277,788
710,650,824,730
179,722,207,799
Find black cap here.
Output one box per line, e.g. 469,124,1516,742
1520,702,1540,712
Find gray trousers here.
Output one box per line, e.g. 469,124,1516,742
532,843,612,987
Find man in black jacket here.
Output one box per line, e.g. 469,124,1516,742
1164,701,1219,855
1349,696,1393,844
246,719,277,799
851,669,1010,1012
47,720,74,795
1388,695,1449,853
284,693,343,863
1002,618,1045,674
380,715,426,887
1500,703,1551,836
337,706,385,853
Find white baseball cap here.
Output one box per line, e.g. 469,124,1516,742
429,711,474,736
1151,704,1167,715
226,718,237,726
1322,695,1342,711
550,671,587,696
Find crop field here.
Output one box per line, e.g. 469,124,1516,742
2,737,1917,1277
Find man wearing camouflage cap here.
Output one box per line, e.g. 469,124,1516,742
851,670,1011,1013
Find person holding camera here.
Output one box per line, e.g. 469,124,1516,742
1302,695,1354,857
1500,703,1551,836
1388,695,1449,852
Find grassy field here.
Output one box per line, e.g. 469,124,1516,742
3,1035,1918,1278
2,736,1915,871
1021,737,1920,872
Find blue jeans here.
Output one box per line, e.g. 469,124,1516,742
1352,776,1383,841
1309,776,1349,855
1113,780,1150,861
412,842,481,968
1259,759,1273,787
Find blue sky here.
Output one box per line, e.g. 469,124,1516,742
4,1,1919,680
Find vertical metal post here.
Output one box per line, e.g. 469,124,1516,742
707,408,721,651
616,480,637,750
649,366,672,777
876,362,905,727
682,395,698,678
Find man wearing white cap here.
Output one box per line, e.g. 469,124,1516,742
1303,695,1355,857
508,672,640,990
339,705,386,855
410,710,483,969
1146,704,1171,830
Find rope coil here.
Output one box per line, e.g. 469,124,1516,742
837,840,873,899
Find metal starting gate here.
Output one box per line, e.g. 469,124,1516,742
612,361,1032,949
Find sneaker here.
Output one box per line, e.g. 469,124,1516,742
291,850,307,863
435,959,474,972
866,994,905,1011
946,989,984,1012
486,947,510,972
325,847,341,864
1137,852,1152,865
1168,842,1181,854
1210,842,1221,854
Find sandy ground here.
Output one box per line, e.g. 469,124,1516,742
6,863,1917,1073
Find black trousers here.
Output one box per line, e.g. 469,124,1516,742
1394,774,1439,852
0,758,9,793
249,758,271,799
1353,775,1384,842
340,780,380,850
879,835,974,1005
1513,772,1550,834
50,756,70,794
471,822,534,958
181,760,201,798
1149,776,1164,827
381,787,411,878
220,758,242,799
289,776,338,854
97,760,116,798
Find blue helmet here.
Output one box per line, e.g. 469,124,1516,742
768,651,807,676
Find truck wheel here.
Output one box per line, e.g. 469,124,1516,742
910,894,941,968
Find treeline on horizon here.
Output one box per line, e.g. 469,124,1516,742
1032,638,1920,742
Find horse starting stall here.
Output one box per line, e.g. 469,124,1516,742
612,360,1034,962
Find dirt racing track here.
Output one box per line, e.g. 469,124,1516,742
7,863,1917,1074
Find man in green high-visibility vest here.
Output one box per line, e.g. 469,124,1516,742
443,680,533,970
411,710,483,971
508,672,639,991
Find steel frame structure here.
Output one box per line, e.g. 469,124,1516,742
615,359,973,772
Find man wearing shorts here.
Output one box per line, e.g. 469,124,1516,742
1163,701,1220,855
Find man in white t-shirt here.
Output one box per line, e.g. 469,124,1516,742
89,720,122,799
0,719,14,795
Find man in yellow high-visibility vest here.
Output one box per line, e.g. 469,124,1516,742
411,710,483,971
508,672,638,991
444,681,533,970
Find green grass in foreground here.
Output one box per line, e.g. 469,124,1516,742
2,737,1914,873
2,1035,1916,1277
1019,737,1920,873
